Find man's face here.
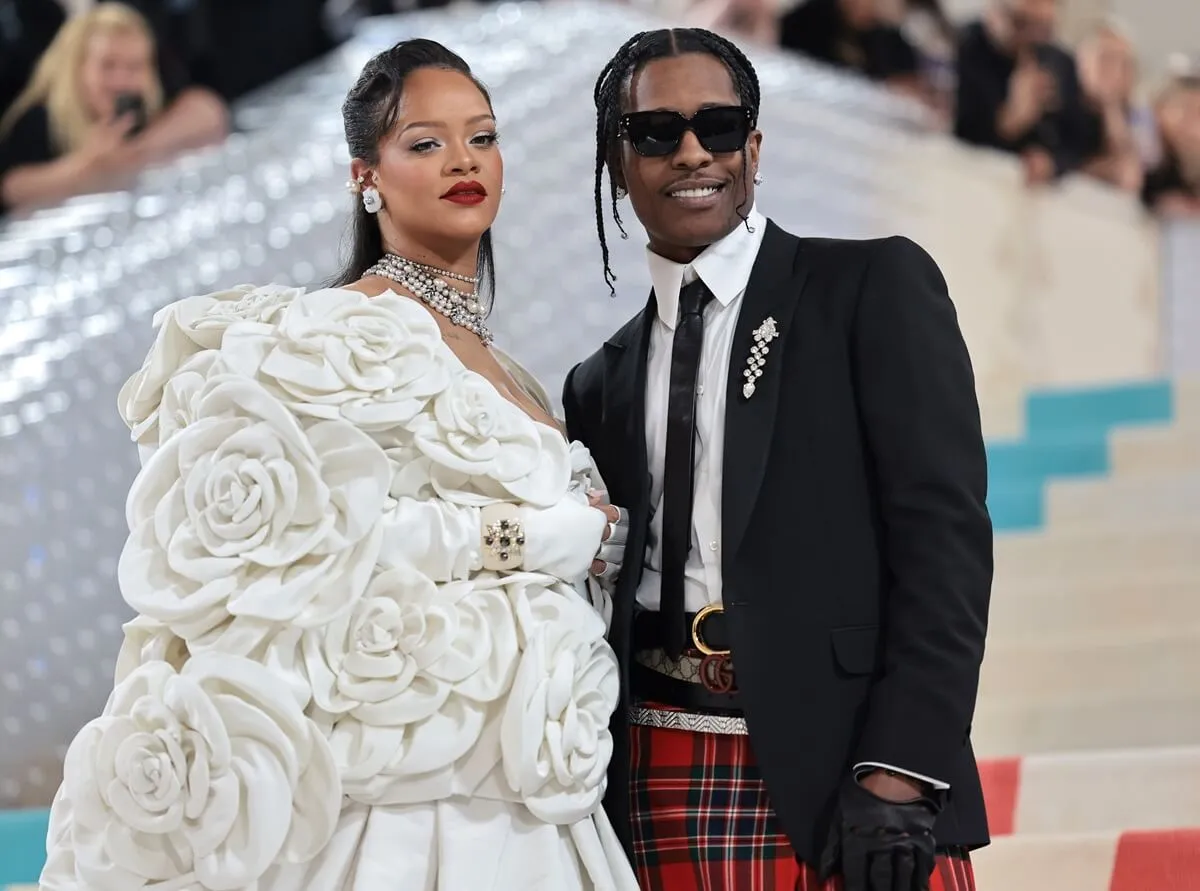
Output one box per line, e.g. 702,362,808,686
1009,0,1058,47
616,53,761,264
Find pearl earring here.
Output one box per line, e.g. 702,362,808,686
362,186,383,214
753,171,764,186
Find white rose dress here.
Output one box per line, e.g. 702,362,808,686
38,285,637,891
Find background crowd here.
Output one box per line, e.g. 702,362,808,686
1,0,1198,219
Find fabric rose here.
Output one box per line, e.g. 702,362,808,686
219,289,453,431
383,433,436,502
565,439,600,501
154,350,221,447
42,654,340,891
118,372,391,651
118,284,300,446
412,370,571,507
501,577,619,824
314,570,520,806
114,615,189,685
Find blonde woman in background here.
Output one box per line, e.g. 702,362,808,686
1142,58,1200,216
1075,19,1144,194
0,2,227,215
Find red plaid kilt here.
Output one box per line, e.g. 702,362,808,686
629,718,976,891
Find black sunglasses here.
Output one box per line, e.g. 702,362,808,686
618,105,754,157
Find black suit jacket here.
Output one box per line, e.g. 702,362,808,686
562,222,993,865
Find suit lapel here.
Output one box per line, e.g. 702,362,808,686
722,221,808,558
602,294,655,520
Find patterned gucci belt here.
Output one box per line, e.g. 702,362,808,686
633,605,737,693
631,630,748,736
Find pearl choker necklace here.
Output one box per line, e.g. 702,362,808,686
365,253,492,345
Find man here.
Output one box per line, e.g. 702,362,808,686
778,0,920,88
954,0,1104,185
563,27,993,891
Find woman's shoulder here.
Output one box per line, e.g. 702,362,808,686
2,103,51,136
116,281,448,446
0,103,54,173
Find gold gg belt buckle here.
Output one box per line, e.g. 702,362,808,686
691,604,735,694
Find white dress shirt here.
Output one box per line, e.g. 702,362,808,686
634,206,948,792
636,206,765,614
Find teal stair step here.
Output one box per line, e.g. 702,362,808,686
987,480,1044,531
1025,381,1173,438
986,436,1110,482
0,809,49,885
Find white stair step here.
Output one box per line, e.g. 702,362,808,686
972,827,1200,891
973,692,1200,757
1008,746,1200,835
979,628,1200,699
994,528,1200,581
1045,473,1200,529
1172,379,1200,428
972,832,1119,891
987,576,1200,640
1109,426,1200,477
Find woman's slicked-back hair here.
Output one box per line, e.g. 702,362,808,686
592,28,761,292
332,38,496,295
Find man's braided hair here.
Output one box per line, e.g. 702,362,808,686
592,28,761,293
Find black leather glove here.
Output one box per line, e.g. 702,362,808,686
818,776,942,891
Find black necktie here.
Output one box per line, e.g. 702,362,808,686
660,278,714,659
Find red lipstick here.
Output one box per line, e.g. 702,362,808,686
441,180,487,206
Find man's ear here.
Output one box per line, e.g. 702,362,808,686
607,146,628,193
747,129,762,176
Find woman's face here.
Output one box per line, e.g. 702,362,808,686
1162,86,1200,158
79,27,154,121
359,67,503,260
1080,32,1136,105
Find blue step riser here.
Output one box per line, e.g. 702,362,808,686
1024,382,1173,437
987,380,1175,531
0,809,49,885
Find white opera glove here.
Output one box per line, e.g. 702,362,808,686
516,498,608,582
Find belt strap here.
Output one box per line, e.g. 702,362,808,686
634,608,730,653
631,662,740,713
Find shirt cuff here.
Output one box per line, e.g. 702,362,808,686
853,762,950,791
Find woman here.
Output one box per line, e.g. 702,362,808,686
1143,60,1200,217
0,2,226,215
1075,20,1144,194
38,39,639,891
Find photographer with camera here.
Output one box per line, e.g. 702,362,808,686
0,2,227,215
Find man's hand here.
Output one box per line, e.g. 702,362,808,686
859,769,925,803
818,773,942,891
997,54,1055,141
1021,147,1057,185
587,490,626,580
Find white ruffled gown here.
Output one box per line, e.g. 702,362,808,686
38,284,639,891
